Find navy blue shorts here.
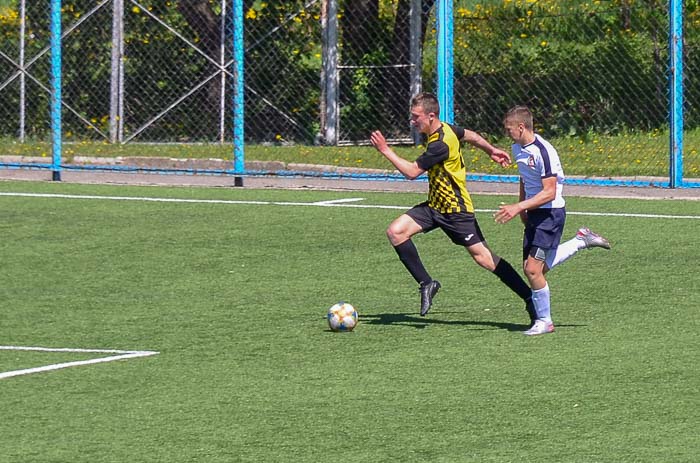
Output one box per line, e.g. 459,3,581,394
406,202,485,247
523,208,566,260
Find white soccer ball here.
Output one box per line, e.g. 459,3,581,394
327,302,358,332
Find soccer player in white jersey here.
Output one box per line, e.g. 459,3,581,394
494,106,611,335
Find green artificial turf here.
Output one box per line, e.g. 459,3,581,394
0,181,698,462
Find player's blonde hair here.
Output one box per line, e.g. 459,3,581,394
505,106,534,131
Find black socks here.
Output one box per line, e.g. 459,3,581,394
493,258,531,301
393,240,431,285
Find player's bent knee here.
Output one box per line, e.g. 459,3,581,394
523,262,544,280
386,225,406,245
387,216,419,244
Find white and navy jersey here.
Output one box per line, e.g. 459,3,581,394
512,134,565,209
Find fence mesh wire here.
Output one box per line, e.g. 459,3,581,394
0,0,698,180
684,2,700,177
244,0,321,144
425,1,677,178
0,2,52,142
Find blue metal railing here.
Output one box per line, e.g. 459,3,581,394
1,0,697,190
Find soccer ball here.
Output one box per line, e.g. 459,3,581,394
327,302,358,332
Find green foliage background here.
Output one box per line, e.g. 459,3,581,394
1,0,699,183
425,0,699,137
1,0,699,143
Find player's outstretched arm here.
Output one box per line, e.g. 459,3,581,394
462,129,511,167
370,130,425,180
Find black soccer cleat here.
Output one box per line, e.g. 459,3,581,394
419,280,441,316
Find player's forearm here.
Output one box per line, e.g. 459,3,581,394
519,188,556,211
463,130,496,155
381,149,423,180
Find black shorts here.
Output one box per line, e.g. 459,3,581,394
406,202,485,246
523,208,566,260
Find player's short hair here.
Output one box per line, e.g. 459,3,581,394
411,92,440,116
505,106,534,131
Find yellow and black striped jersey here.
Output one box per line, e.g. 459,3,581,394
415,122,474,214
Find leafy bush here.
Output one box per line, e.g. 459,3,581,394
1,0,698,144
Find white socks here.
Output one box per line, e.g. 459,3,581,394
531,283,552,323
536,236,586,323
545,237,585,270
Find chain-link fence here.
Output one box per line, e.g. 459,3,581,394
0,0,698,182
244,0,421,146
0,0,233,144
0,1,52,142
244,0,322,144
428,0,697,180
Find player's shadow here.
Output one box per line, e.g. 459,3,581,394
361,310,586,331
360,311,527,331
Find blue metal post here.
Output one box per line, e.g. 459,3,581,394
436,0,454,123
669,0,683,188
232,0,244,186
50,0,62,181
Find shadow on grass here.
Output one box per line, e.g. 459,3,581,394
360,311,586,332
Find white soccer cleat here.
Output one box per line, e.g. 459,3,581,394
576,227,611,250
523,319,555,336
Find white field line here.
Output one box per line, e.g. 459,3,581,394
311,197,365,205
0,191,699,219
0,345,159,380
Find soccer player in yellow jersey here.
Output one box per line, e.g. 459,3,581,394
370,92,535,322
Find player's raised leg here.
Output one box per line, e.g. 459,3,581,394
545,227,611,270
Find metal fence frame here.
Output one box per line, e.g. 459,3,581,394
1,0,698,189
